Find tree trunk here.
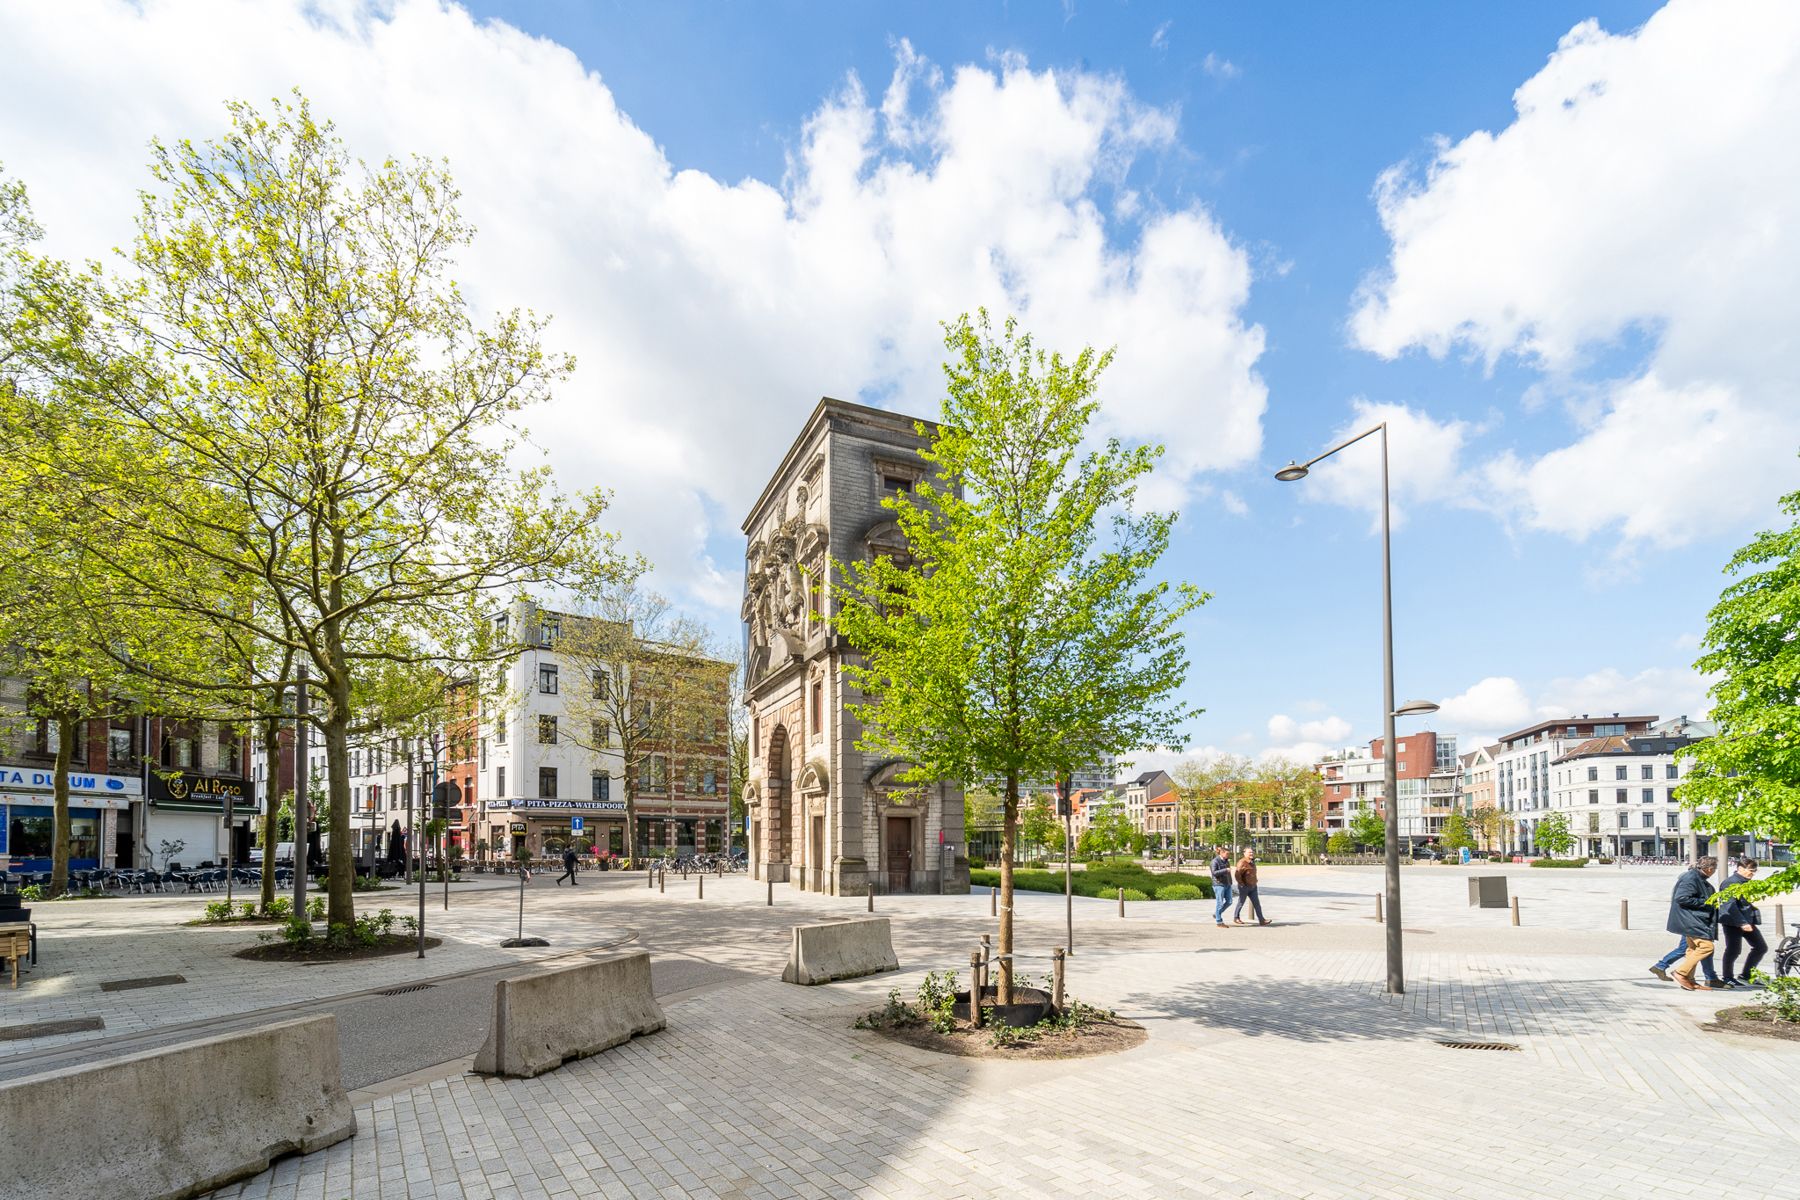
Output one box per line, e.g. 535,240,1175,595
259,712,281,912
49,714,77,898
998,772,1018,1004
320,677,356,927
624,774,638,868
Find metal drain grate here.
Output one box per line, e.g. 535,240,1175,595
377,983,436,997
100,974,187,992
1437,1040,1521,1052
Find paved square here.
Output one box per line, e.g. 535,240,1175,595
5,863,1796,1198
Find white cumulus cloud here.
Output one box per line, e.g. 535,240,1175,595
0,0,1269,618
1352,0,1800,548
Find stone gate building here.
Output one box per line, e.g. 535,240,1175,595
741,398,969,895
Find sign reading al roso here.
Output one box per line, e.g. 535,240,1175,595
0,765,142,796
147,770,251,806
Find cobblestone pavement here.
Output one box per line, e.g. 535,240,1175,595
9,868,1798,1198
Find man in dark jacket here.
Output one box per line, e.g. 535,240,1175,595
556,847,579,887
1719,856,1766,987
1666,855,1721,990
1210,846,1234,927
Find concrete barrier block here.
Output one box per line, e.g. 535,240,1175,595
474,949,665,1078
0,1014,353,1200
782,916,900,985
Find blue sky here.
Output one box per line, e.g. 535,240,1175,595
3,0,1792,769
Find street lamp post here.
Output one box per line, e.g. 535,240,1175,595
1277,423,1438,995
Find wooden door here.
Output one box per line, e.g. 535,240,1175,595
886,817,912,893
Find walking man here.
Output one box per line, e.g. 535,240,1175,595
1233,847,1269,926
1720,856,1767,988
556,846,579,887
1666,854,1722,991
1210,845,1234,928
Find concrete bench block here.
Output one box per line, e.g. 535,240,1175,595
474,949,665,1078
782,916,900,985
0,1014,352,1200
1469,875,1509,908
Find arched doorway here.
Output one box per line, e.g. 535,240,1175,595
766,725,792,881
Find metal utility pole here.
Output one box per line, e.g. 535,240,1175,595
404,747,414,886
1058,777,1073,955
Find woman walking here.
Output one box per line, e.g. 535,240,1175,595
1720,856,1767,988
1233,848,1269,926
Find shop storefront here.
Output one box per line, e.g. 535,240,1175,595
145,769,255,868
488,798,628,859
0,764,141,873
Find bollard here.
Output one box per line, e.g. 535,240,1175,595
970,951,984,1029
1777,904,1787,935
867,890,874,913
1375,893,1383,923
767,878,773,906
1620,899,1628,930
659,869,665,895
1511,896,1520,927
647,867,653,889
1118,887,1125,917
683,865,688,881
990,886,997,917
1052,947,1066,1011
698,874,704,900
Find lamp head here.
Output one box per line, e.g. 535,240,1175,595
1394,699,1440,718
1275,461,1309,482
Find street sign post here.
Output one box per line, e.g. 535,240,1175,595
571,816,584,833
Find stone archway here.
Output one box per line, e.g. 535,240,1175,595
766,725,792,879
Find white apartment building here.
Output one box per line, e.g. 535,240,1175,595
483,601,729,861
1316,731,1459,846
1492,714,1656,854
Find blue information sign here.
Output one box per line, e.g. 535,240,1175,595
570,816,584,832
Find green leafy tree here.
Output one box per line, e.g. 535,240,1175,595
833,310,1207,1000
1305,828,1327,855
1326,831,1354,855
1534,811,1574,859
556,582,722,864
1020,796,1059,861
1680,483,1800,901
49,97,622,925
1348,808,1387,850
0,167,237,895
1471,802,1503,854
1440,811,1474,853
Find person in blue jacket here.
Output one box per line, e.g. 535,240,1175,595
1665,855,1722,991
1719,856,1766,988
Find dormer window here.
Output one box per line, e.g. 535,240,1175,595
883,475,911,493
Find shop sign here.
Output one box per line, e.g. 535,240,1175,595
511,799,627,813
509,821,527,834
147,770,252,808
1,791,133,811
0,764,142,796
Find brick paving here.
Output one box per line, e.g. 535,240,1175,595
8,866,1799,1198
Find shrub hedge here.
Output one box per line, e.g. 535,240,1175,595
1529,858,1588,868
969,863,1212,900
1155,884,1205,901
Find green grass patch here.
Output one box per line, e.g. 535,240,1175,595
970,864,1212,900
